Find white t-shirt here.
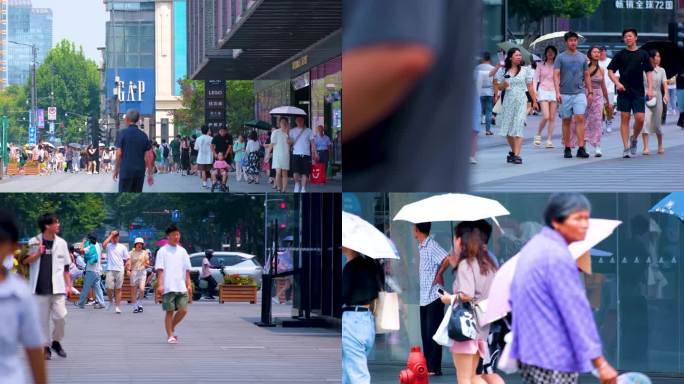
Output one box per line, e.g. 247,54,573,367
599,58,615,93
106,243,129,272
154,244,191,294
194,134,214,165
289,127,313,156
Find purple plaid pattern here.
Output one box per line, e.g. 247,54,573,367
418,236,448,306
519,363,579,384
510,227,603,373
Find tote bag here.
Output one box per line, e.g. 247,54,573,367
374,291,400,334
433,303,454,347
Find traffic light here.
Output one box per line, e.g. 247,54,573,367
669,22,684,49
280,202,287,209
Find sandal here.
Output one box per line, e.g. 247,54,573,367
545,141,555,149
167,336,177,344
642,150,650,156
533,135,542,146
657,148,665,154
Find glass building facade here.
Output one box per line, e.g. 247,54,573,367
343,193,684,376
7,0,52,87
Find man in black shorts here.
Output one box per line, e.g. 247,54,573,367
113,109,155,192
607,28,654,158
289,116,317,193
211,127,234,166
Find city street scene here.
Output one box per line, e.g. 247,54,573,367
0,0,342,192
342,192,684,383
343,0,684,192
0,193,341,383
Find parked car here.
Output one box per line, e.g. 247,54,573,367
188,252,263,292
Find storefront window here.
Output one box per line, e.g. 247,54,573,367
310,56,342,165
255,80,291,124
481,0,504,56
343,193,684,374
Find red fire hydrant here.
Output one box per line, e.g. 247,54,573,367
399,345,428,384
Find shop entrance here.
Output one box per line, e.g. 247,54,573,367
292,73,311,122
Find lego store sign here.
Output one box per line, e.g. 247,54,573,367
614,0,675,9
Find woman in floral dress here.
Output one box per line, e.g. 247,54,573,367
584,46,611,157
494,48,539,164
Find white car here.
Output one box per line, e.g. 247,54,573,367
189,252,263,290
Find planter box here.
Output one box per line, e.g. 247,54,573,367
219,284,257,304
120,276,134,303
23,163,40,176
6,162,19,176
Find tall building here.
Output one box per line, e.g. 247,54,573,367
104,0,156,136
0,0,8,90
153,0,185,143
7,0,52,87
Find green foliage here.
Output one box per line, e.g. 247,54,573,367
223,274,256,286
174,78,255,137
0,85,29,144
509,0,601,37
0,194,106,242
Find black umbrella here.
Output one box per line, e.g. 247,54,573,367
244,120,272,130
640,41,684,78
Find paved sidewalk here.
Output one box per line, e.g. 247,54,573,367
0,171,341,193
31,299,341,383
471,113,684,192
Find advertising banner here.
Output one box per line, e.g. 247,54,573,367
106,68,156,116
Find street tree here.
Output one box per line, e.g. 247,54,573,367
509,0,601,44
0,85,29,144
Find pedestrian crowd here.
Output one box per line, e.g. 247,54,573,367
472,28,684,164
342,193,619,384
6,142,117,175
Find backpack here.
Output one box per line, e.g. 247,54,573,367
162,144,170,158
84,241,99,265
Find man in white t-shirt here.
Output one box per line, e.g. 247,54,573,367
194,125,214,189
599,47,616,131
103,230,129,314
288,116,318,193
155,224,192,344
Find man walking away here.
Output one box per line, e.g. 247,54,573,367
103,230,129,314
413,222,449,376
24,213,71,360
114,109,155,192
607,28,654,158
76,233,106,309
554,31,592,159
476,52,496,135
155,224,193,344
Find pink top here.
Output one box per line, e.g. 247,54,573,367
534,62,555,91
213,160,228,169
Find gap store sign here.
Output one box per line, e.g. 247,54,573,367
106,68,156,116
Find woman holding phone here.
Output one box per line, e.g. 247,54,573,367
493,48,539,165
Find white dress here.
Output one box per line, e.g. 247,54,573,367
270,129,290,170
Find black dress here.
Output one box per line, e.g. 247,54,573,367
181,144,191,171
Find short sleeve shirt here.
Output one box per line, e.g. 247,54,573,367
289,127,313,156
129,249,148,271
211,134,232,155
554,51,588,95
607,49,653,96
105,243,129,272
418,236,448,306
154,244,191,294
115,125,152,179
195,135,214,165
0,274,46,384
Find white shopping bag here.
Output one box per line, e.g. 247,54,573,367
374,292,400,334
432,303,454,347
497,332,519,374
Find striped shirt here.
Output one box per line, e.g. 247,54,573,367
418,236,448,306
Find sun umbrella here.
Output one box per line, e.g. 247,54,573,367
244,120,272,130
269,106,307,117
649,192,684,222
342,211,399,259
640,41,684,78
497,41,534,65
392,194,510,227
68,143,81,149
483,218,621,324
98,143,105,147
529,31,585,52
41,142,55,149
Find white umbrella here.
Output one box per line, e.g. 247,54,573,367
98,143,105,147
269,106,307,117
483,218,621,324
342,211,399,260
529,31,586,51
392,194,510,226
41,142,55,149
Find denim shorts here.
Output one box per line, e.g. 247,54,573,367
342,311,375,384
559,93,587,118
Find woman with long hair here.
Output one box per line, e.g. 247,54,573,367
245,130,262,184
493,48,539,164
180,136,191,175
583,46,611,157
533,45,558,148
642,49,669,155
440,224,498,384
268,118,291,192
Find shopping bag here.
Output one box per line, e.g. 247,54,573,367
374,291,400,334
310,163,326,184
433,303,454,347
497,332,518,374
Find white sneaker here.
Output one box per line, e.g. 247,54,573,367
469,156,477,164
115,307,121,314
202,181,207,188
301,186,306,193
94,171,99,174
595,145,602,157
294,183,301,193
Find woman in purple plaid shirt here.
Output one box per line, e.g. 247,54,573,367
509,193,618,384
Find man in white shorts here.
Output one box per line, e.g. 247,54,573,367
126,237,149,313
103,230,129,314
155,224,192,344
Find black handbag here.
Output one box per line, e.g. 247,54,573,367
447,297,479,342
